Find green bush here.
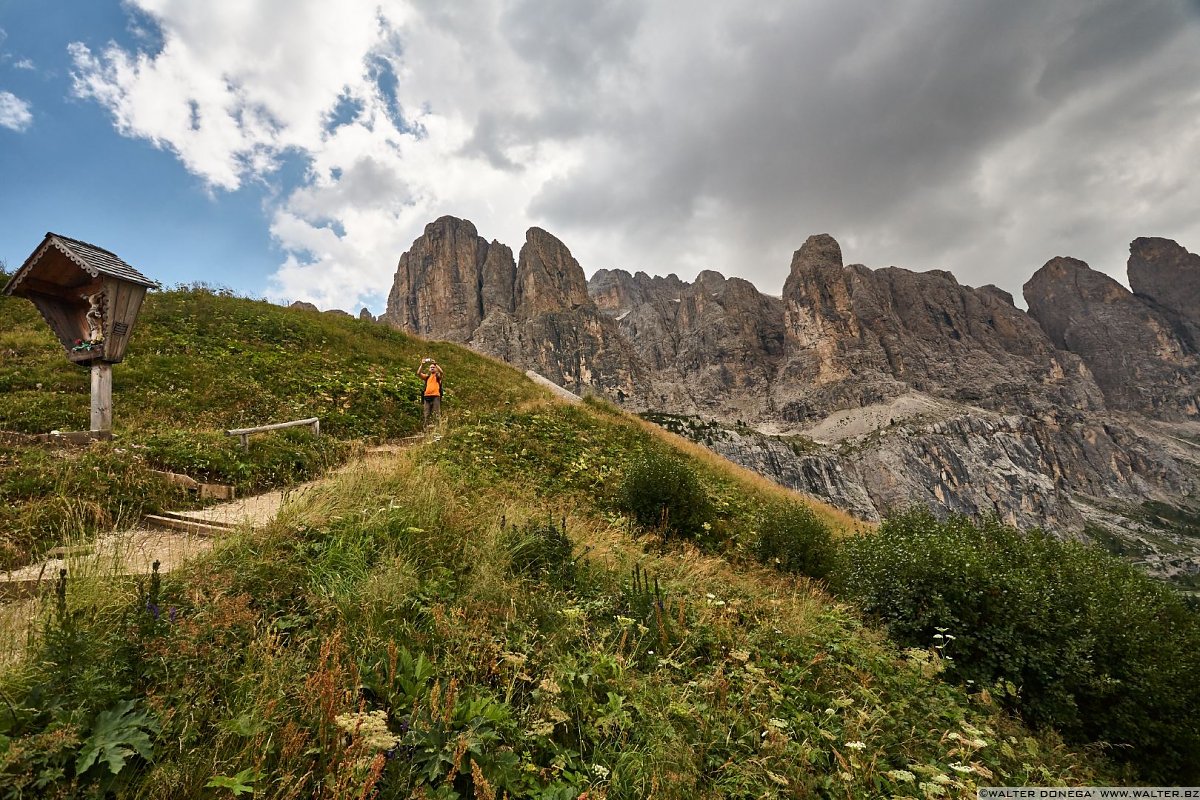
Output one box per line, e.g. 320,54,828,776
614,446,713,543
753,500,836,579
503,517,576,587
840,509,1200,783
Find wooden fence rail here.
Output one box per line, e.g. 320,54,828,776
226,417,320,449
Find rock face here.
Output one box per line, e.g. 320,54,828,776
777,235,1103,423
384,216,498,342
1024,255,1200,420
1128,237,1200,349
384,217,1200,582
387,219,650,400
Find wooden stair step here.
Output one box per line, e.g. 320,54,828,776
142,514,232,537
44,544,96,558
153,510,237,529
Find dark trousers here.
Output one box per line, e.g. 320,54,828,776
422,394,441,424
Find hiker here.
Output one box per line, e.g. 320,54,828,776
417,357,444,425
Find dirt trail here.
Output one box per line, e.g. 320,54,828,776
1,441,419,595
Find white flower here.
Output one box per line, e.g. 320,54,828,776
886,769,915,783
591,763,610,779
949,763,974,774
844,741,867,750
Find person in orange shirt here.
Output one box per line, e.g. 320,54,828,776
417,357,444,426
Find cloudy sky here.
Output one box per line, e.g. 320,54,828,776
2,1,1199,314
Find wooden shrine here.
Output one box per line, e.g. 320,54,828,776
3,233,160,437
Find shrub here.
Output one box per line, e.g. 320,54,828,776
614,446,713,543
753,500,836,579
503,516,576,587
839,508,1200,783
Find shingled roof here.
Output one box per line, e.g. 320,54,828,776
4,232,161,294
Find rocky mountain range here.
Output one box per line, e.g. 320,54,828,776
382,216,1200,584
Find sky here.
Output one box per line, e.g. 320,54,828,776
1,1,1199,316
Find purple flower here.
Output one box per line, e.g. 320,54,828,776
146,601,160,619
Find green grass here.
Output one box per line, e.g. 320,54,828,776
0,283,542,568
0,451,1108,798
1,279,1189,795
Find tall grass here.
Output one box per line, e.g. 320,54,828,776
0,445,1108,797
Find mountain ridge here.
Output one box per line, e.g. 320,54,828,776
384,216,1200,584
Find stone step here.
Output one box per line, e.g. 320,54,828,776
141,514,233,537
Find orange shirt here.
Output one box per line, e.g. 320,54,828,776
424,371,442,397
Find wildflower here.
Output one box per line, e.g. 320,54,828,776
949,763,973,774
591,764,610,779
886,769,915,783
334,710,400,752
844,741,867,751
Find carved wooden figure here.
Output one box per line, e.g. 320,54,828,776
3,233,160,437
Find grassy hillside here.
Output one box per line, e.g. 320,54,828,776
0,282,538,567
2,284,1197,795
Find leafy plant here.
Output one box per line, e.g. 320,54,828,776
840,509,1200,782
503,516,576,588
614,445,714,543
206,767,265,796
75,699,157,779
753,499,836,579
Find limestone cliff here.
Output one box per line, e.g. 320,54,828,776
387,219,650,401
384,217,1200,583
1024,255,1200,420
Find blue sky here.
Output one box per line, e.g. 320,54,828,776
0,1,289,301
2,1,1199,315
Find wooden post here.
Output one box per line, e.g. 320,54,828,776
90,362,112,437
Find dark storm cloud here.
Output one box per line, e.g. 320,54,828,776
507,0,1200,294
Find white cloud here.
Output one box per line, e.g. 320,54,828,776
13,58,35,71
68,0,1200,312
0,91,32,132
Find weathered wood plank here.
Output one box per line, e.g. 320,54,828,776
226,418,320,448
90,363,112,433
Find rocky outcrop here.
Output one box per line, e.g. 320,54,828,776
776,235,1103,424
358,308,376,323
1128,237,1200,348
587,267,786,418
516,228,590,316
1024,255,1200,420
289,300,319,313
388,219,651,400
384,217,1200,581
384,216,510,342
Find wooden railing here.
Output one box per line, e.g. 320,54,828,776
226,417,320,449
